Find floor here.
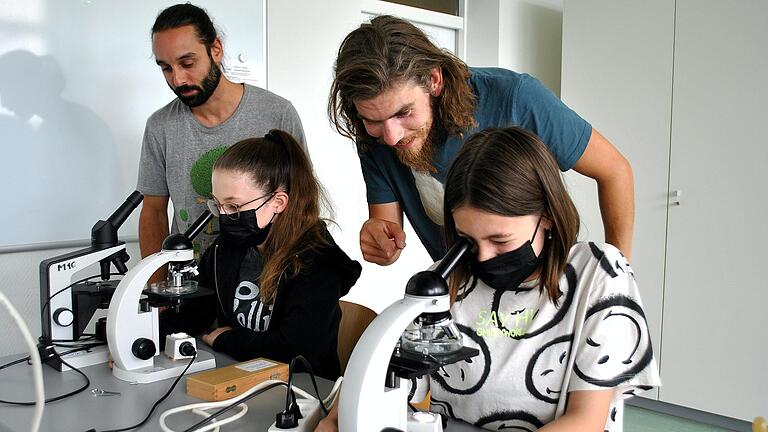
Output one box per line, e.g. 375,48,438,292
626,405,736,432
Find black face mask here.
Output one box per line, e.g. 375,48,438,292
473,217,545,291
219,209,274,247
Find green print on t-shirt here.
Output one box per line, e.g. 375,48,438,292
475,308,536,338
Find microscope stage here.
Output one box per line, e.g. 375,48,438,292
389,346,479,380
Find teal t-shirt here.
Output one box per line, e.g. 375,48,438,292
359,67,592,260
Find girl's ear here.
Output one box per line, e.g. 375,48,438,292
272,191,289,214
542,215,554,231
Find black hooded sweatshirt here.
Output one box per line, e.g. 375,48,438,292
161,225,361,380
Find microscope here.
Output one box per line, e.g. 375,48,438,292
339,238,478,432
39,191,143,371
107,210,216,384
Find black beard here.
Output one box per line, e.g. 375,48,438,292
174,59,222,107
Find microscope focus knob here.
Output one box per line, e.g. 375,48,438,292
132,338,156,360
53,308,74,327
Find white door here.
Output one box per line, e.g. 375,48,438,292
660,0,768,421
560,0,675,400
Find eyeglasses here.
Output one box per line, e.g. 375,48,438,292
206,192,275,220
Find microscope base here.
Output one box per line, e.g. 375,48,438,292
407,411,443,432
112,348,216,383
49,345,110,372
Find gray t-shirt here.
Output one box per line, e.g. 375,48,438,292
137,84,306,254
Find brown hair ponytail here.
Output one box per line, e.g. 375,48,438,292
214,130,329,303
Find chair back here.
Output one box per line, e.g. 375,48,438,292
754,416,767,432
337,300,377,374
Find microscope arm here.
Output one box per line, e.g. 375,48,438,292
106,249,193,371
339,294,450,431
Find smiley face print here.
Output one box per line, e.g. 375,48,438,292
524,334,574,404
573,295,653,387
475,410,544,431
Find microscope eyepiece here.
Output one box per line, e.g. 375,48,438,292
91,191,144,247
405,271,449,297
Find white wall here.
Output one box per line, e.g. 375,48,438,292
465,0,501,67
467,0,563,95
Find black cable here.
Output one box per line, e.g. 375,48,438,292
0,346,93,405
52,334,96,344
0,356,30,371
284,357,298,414
408,377,417,402
97,351,198,432
52,340,99,349
57,344,106,357
181,381,288,432
0,343,106,371
183,355,330,432
285,355,328,416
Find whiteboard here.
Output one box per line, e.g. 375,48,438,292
0,0,265,250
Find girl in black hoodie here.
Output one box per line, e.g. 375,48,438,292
162,129,361,380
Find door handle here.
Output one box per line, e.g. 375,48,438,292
670,189,682,206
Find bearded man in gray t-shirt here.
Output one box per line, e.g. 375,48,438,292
137,4,306,279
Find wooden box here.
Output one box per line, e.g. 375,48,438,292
186,358,289,401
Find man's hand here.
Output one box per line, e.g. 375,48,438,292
359,218,406,265
202,326,231,346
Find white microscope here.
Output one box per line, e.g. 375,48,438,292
339,238,478,431
40,191,143,371
106,210,217,384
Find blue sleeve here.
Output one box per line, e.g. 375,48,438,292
514,75,592,171
359,149,398,204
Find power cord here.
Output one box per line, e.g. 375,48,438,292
168,377,343,432
0,343,104,372
0,355,32,371
88,348,198,432
51,334,97,346
0,289,44,432
0,344,98,405
275,355,329,428
52,333,96,342
178,381,288,432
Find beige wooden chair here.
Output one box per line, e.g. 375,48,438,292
337,300,377,375
754,416,767,432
